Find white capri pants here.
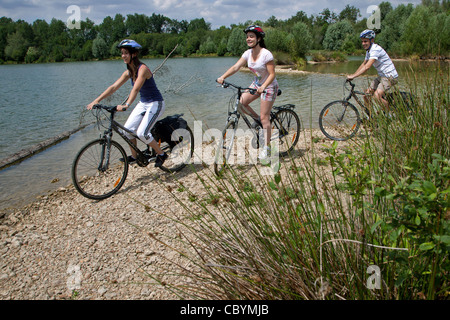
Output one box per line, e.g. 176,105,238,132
123,100,165,144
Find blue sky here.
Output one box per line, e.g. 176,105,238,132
0,0,421,29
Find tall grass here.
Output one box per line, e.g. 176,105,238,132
144,66,449,300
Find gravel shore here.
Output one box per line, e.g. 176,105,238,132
0,129,334,300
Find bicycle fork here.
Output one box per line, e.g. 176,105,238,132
98,135,111,172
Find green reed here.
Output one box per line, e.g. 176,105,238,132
141,66,448,300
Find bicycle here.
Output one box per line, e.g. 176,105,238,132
318,79,415,141
214,81,301,176
72,104,194,200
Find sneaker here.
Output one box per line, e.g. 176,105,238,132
258,146,271,164
155,153,168,168
120,155,136,163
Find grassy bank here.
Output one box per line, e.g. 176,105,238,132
141,67,448,300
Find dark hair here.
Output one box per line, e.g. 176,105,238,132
122,47,143,81
245,31,267,49
259,38,266,49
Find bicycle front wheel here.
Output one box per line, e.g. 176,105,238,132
319,101,361,141
214,120,237,176
271,109,301,157
159,126,195,173
72,139,128,200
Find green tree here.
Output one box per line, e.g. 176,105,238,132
25,46,40,63
182,34,201,56
199,36,216,54
379,1,394,21
323,20,354,51
377,4,414,52
0,17,15,61
188,18,211,32
266,16,280,28
217,38,228,56
98,16,115,46
265,28,289,52
338,5,361,23
32,19,49,48
341,34,359,54
288,22,312,58
148,13,168,33
112,14,127,41
318,8,338,25
170,19,189,34
227,27,247,56
285,11,312,29
401,5,436,55
92,36,109,59
400,5,450,56
5,31,29,61
126,13,149,34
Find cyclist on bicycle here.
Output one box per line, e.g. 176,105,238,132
347,29,399,114
87,39,168,167
217,25,279,161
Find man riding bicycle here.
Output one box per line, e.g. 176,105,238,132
347,29,399,114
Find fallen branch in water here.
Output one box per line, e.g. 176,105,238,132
0,124,91,171
153,44,179,75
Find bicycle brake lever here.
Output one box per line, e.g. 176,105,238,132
216,79,229,88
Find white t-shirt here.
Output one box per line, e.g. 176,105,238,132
242,48,278,88
365,44,398,79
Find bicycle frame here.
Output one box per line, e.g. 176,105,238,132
345,80,371,117
95,105,151,167
222,82,263,144
220,81,292,145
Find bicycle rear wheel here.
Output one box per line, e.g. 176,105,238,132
319,101,361,141
271,109,301,157
159,126,194,173
214,120,237,176
72,139,128,200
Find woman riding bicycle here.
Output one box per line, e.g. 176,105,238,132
87,39,168,167
347,29,399,114
217,25,279,161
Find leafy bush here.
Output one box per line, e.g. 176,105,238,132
323,20,353,51
145,62,449,300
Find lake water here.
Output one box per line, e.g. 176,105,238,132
0,56,445,210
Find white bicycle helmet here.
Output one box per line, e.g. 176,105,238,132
360,29,376,40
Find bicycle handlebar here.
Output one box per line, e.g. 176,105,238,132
93,104,117,112
345,79,356,90
216,80,262,95
344,79,367,96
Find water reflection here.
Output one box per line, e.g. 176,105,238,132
0,57,447,210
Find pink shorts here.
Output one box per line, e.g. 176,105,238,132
250,82,279,102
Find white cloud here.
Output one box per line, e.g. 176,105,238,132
1,0,422,28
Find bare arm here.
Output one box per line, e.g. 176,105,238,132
347,59,375,80
87,70,130,109
217,57,247,84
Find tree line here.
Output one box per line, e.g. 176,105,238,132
0,0,448,64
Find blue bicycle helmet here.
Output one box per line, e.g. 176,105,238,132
117,39,142,50
360,29,376,40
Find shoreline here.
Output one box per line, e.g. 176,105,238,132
0,128,336,300
1,53,448,66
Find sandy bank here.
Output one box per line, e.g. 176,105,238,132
0,128,344,300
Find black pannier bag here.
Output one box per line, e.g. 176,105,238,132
151,114,188,148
